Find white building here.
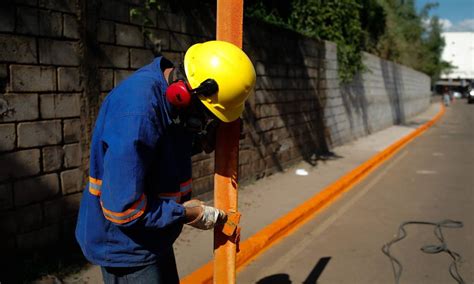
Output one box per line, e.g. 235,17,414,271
441,32,474,80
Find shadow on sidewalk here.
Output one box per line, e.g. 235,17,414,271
255,256,331,284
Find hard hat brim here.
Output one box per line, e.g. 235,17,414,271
199,96,243,123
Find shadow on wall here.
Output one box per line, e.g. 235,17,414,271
380,59,406,125
238,19,333,182
0,155,86,282
340,72,370,138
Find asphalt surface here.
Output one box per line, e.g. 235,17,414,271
237,100,474,284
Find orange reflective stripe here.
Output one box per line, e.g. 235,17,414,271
89,177,102,186
101,194,146,217
159,192,182,198
89,187,101,196
88,176,102,196
101,194,147,224
103,207,146,224
181,187,192,196
180,178,192,187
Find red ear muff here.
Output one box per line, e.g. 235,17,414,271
165,80,192,108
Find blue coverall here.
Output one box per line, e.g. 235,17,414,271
75,57,193,278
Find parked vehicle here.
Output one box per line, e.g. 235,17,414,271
468,89,474,104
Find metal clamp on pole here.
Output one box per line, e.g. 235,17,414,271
222,210,241,250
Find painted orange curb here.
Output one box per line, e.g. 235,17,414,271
181,104,446,284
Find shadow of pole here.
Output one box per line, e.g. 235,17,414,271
303,256,331,284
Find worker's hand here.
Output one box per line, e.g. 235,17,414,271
183,199,227,230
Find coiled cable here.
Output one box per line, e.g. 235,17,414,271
382,219,465,284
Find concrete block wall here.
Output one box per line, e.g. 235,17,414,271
0,0,431,252
330,53,431,144
0,0,83,252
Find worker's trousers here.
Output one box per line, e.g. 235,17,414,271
100,248,179,284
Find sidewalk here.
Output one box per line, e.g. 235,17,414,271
64,102,441,283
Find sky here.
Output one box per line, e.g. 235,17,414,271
416,0,474,32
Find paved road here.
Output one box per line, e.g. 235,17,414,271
237,100,474,284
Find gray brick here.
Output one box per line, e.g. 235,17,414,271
63,143,81,168
10,65,56,92
99,45,129,68
60,168,83,194
39,0,75,13
39,39,80,66
63,14,79,39
40,93,81,118
0,34,37,64
161,52,181,64
145,29,170,51
16,7,39,35
0,149,40,181
0,63,6,78
14,173,59,206
63,118,81,143
99,69,114,91
100,0,129,22
114,70,134,87
39,9,62,37
17,224,60,251
16,0,37,5
0,5,15,32
0,211,16,234
130,48,154,68
0,235,15,253
0,93,39,122
18,120,62,148
44,193,81,224
98,20,115,43
255,62,266,76
0,183,13,210
58,67,82,91
42,146,64,172
157,12,181,31
130,9,157,27
14,204,43,233
116,24,144,47
170,33,193,52
0,124,15,152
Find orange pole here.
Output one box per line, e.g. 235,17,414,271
214,1,243,284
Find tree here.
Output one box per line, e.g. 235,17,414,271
420,16,453,81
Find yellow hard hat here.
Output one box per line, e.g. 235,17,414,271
184,40,256,122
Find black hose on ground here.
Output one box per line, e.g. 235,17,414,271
382,219,465,284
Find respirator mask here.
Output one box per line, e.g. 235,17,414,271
166,65,220,155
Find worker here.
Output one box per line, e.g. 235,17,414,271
75,40,256,283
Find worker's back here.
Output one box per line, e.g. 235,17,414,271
75,57,193,267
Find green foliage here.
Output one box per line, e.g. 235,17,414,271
359,0,386,52
130,0,163,54
246,0,384,82
246,0,450,83
376,0,451,81
419,16,453,81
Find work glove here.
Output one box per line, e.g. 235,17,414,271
183,199,226,230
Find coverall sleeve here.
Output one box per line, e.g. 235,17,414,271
100,114,186,228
